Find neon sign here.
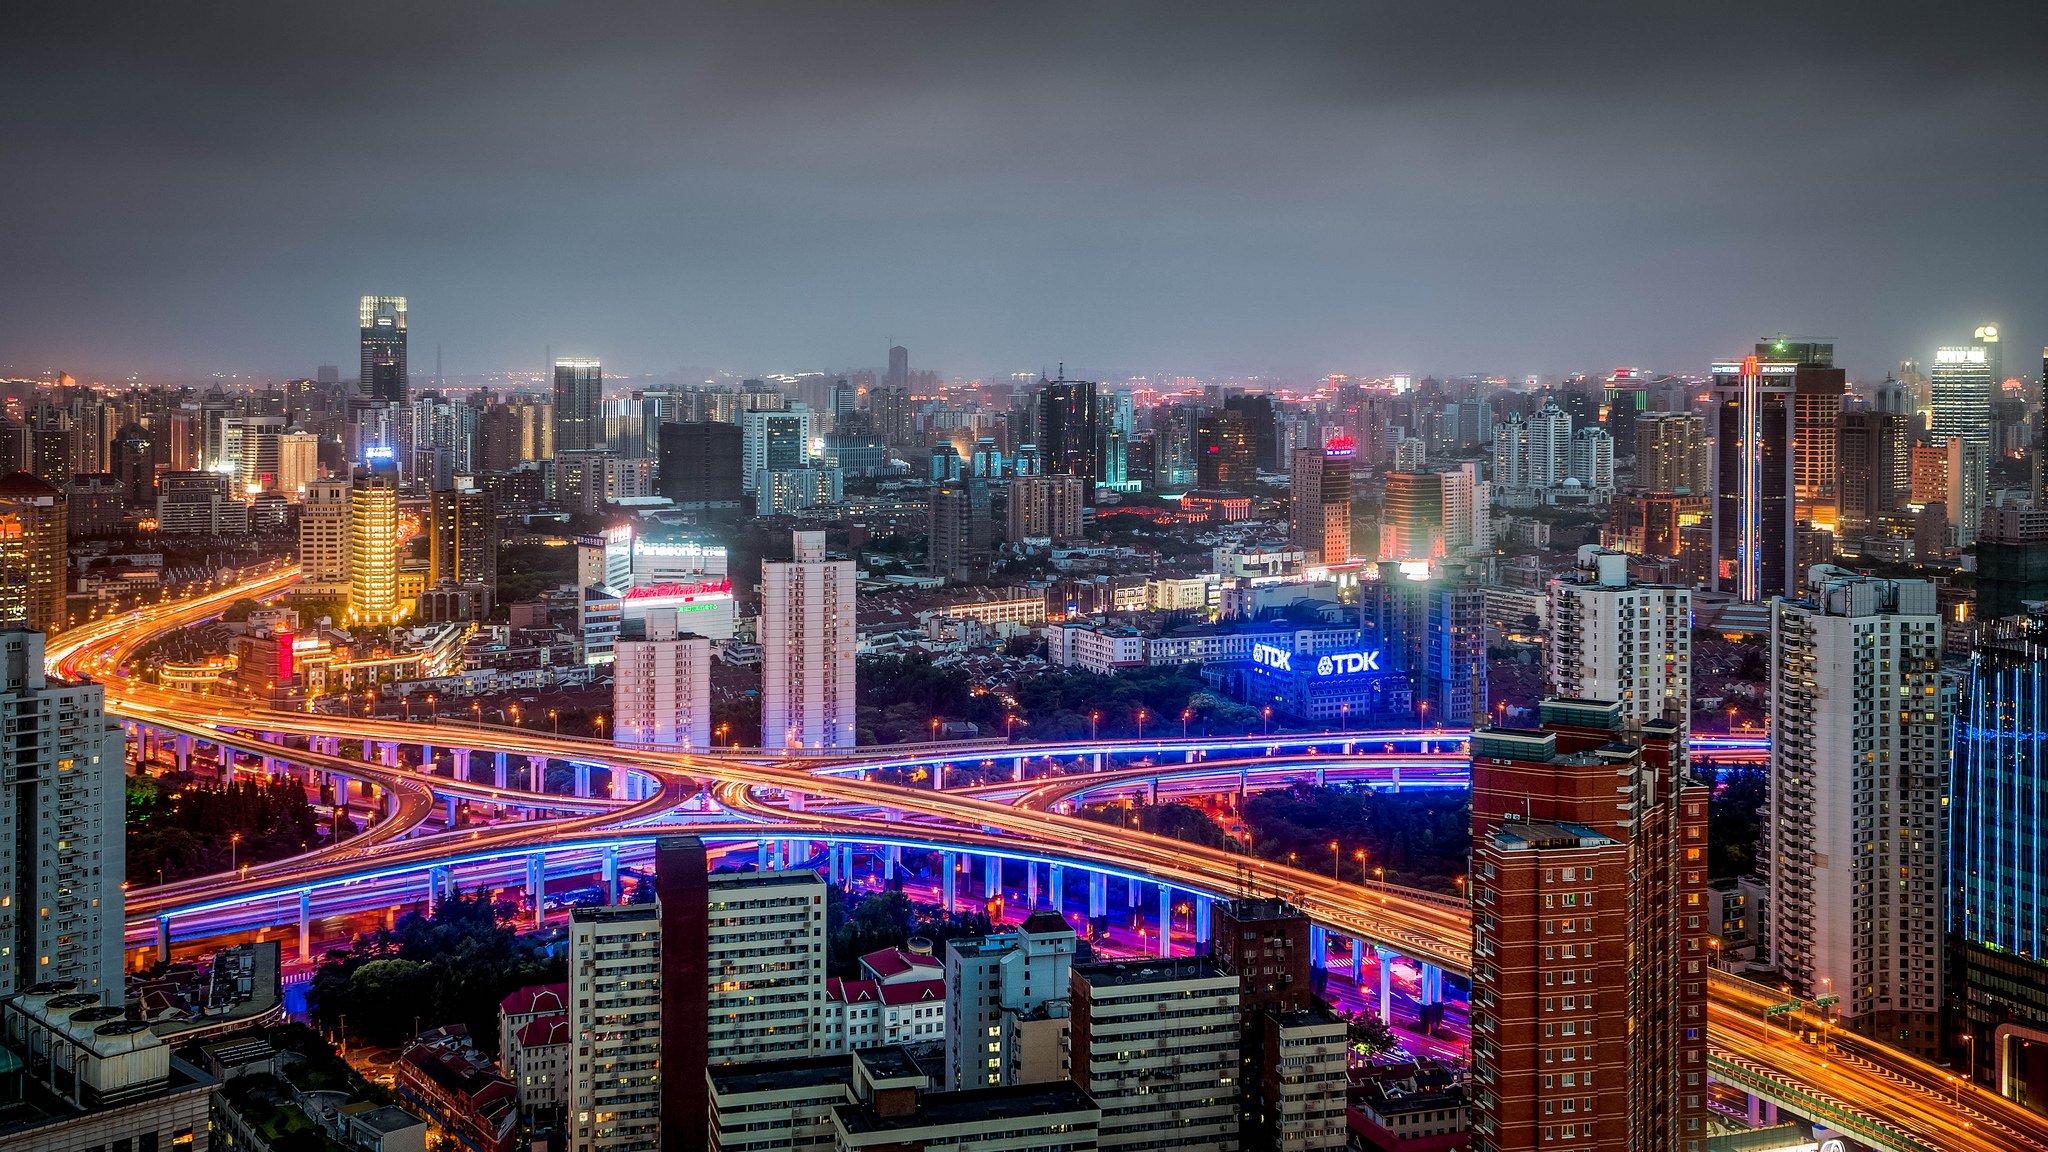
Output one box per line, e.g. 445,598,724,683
1316,650,1383,676
1252,643,1293,671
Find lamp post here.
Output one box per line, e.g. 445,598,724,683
1340,702,1349,733
1182,709,1192,738
1330,840,1341,880
549,708,559,736
1090,711,1100,742
1006,713,1017,739
230,833,240,872
1355,848,1368,886
1136,709,1148,741
426,693,437,723
1262,706,1272,737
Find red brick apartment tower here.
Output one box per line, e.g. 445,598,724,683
1469,699,1709,1152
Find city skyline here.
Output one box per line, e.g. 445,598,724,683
6,3,2048,380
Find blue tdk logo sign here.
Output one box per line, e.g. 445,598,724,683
1252,643,1293,671
1316,651,1382,676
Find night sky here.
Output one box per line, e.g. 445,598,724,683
6,2,2046,382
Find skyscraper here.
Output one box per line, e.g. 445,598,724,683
1469,701,1706,1152
1546,545,1691,736
1196,410,1254,491
760,530,855,750
1768,567,1944,1055
553,358,604,453
612,608,712,751
359,295,408,403
347,453,403,623
740,406,812,495
299,478,353,598
1377,472,1444,564
0,630,125,1001
0,472,67,634
1761,337,1847,509
1038,376,1100,491
1633,412,1709,495
1224,393,1279,473
1289,437,1353,565
1931,327,1997,540
886,344,909,391
1710,355,1797,601
656,420,745,511
1836,404,1912,545
428,482,497,590
927,479,991,582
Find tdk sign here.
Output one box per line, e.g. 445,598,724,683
1252,643,1293,671
1316,651,1382,676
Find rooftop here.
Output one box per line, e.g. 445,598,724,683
709,1054,854,1097
1489,820,1615,850
1073,957,1226,989
835,1081,1096,1135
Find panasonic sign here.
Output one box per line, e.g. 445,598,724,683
1316,651,1383,677
1251,643,1293,671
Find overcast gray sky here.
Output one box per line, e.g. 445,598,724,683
4,2,2045,383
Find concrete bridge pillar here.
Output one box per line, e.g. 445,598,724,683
1745,1095,1778,1126
602,847,620,904
527,855,546,929
885,844,899,881
1092,751,1103,770
1390,765,1401,793
156,915,172,964
451,749,471,782
427,866,446,915
1049,865,1065,915
443,796,458,827
298,891,312,963
1012,757,1025,782
1195,897,1211,948
1374,945,1395,1025
1157,886,1173,957
1419,963,1444,1006
1089,872,1106,919
526,755,546,790
420,744,434,769
219,747,236,786
1026,862,1039,907
1351,937,1366,983
1145,780,1158,805
574,764,592,799
757,840,771,872
377,742,398,767
1315,765,1326,787
175,733,192,774
1127,877,1140,909
494,752,508,789
942,852,957,912
983,855,1001,900
827,845,841,886
1310,924,1327,972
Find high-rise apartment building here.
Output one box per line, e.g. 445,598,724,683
0,630,125,1001
868,386,914,449
1492,399,1572,499
1546,546,1690,736
943,910,1076,1092
760,531,855,750
612,607,712,750
359,295,408,403
1440,462,1493,558
277,430,319,499
1767,568,1944,1054
0,472,67,634
568,904,665,1152
428,482,497,591
1005,475,1085,543
1952,610,2048,1099
1633,412,1709,495
740,406,811,495
347,454,403,623
299,478,353,598
704,870,830,1063
927,480,991,583
1039,377,1101,490
554,358,604,454
1565,426,1614,497
1289,439,1353,565
1710,355,1798,601
886,344,909,391
1836,406,1912,544
1204,899,1346,1152
657,420,745,512
1469,701,1707,1152
1069,958,1241,1152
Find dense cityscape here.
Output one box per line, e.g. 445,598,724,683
5,5,2047,1152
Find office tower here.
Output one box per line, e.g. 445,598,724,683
1362,561,1487,727
428,483,497,589
153,468,248,535
657,421,745,511
1069,958,1241,1152
553,357,604,453
886,344,909,391
1755,338,1848,508
1289,438,1352,565
1224,393,1279,473
0,630,125,1000
358,295,408,402
277,430,319,499
740,406,811,495
1006,474,1086,543
1377,472,1444,563
234,414,286,494
1151,402,1200,491
1946,436,1990,548
347,453,403,623
298,478,353,598
1930,328,1995,512
943,910,1076,1091
1196,410,1254,491
1469,701,1707,1152
1633,412,1709,494
1952,610,2048,1095
927,480,991,582
1039,377,1101,490
1565,426,1614,497
760,531,855,750
613,608,711,750
1441,462,1493,558
1767,568,1944,1054
869,386,914,449
1836,407,1912,545
1975,505,2048,618
2035,345,2048,508
0,473,67,634
1545,546,1691,736
1709,355,1798,601
1204,898,1346,1152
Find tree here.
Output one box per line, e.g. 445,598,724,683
1348,1011,1402,1061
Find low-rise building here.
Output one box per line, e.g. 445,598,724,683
506,1015,569,1125
395,1027,519,1152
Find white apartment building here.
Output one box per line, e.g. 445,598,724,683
1440,462,1493,557
298,478,352,598
0,631,126,1002
707,870,830,1064
567,905,663,1152
1567,426,1614,496
1262,1008,1350,1152
761,530,856,750
741,406,812,495
943,910,1076,1092
1768,567,1945,1047
1070,958,1242,1152
1546,545,1691,735
611,606,712,750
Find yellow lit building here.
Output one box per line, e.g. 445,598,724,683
347,455,404,623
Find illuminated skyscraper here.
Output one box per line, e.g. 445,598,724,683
1038,376,1101,491
1377,472,1444,563
1709,355,1797,601
553,358,604,453
0,472,66,634
760,530,854,750
1289,437,1353,565
1930,327,1997,542
358,295,408,403
1196,410,1254,491
298,478,352,598
347,453,403,623
428,482,497,590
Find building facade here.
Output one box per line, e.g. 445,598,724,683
612,607,712,750
760,531,856,750
1546,546,1691,736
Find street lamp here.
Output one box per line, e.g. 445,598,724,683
1355,848,1367,885
594,714,606,739
1374,866,1385,898
1329,840,1341,880
1340,702,1349,733
1090,711,1100,742
549,708,559,735
230,833,241,872
1181,709,1192,738
1136,709,1148,740
1262,706,1272,737
471,701,482,727
1006,713,1017,739
426,694,437,722
930,717,941,743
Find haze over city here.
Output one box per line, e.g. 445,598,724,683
8,1,2048,381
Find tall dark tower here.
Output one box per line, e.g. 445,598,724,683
358,295,408,402
553,357,604,453
886,344,909,391
1036,372,1100,496
1710,354,1798,601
